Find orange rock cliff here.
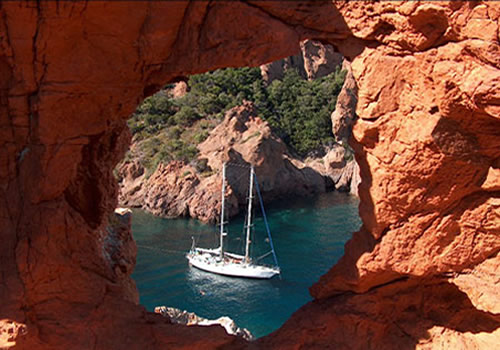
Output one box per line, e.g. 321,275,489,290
118,101,330,223
0,1,498,349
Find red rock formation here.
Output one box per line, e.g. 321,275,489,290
116,157,146,207
301,40,344,80
170,82,189,99
306,144,361,196
260,49,306,83
140,160,231,223
260,39,343,84
305,55,361,195
331,60,358,142
197,102,326,205
257,276,500,350
1,1,499,349
311,2,500,299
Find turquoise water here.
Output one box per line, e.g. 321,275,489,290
131,192,361,338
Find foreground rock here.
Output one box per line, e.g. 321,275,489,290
155,306,253,341
118,102,328,222
0,321,26,349
1,2,499,349
105,208,139,300
257,275,500,350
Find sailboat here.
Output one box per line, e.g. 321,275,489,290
186,163,280,279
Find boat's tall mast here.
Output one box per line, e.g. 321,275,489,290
219,162,226,259
244,165,254,263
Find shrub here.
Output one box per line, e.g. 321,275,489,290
174,144,198,163
193,130,209,144
193,158,211,173
240,131,261,144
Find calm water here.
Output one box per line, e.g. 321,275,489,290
131,192,361,338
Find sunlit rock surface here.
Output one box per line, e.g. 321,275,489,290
0,1,499,349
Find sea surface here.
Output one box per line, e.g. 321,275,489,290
131,192,361,338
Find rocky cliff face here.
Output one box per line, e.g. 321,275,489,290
305,57,361,195
331,60,358,143
1,1,499,349
260,39,343,84
305,144,361,196
118,102,327,223
311,2,500,299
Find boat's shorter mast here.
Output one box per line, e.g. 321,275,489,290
244,165,254,263
219,162,226,259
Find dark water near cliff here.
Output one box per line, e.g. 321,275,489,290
131,192,361,338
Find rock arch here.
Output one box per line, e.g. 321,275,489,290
0,1,498,349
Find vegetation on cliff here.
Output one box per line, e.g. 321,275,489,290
127,66,345,174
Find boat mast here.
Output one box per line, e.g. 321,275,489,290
244,165,254,263
219,162,226,259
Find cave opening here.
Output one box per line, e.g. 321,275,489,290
118,41,363,338
2,1,499,349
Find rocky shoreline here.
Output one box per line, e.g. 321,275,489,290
117,101,360,223
154,306,253,341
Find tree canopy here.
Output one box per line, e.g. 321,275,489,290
127,65,346,174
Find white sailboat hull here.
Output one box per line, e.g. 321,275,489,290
187,250,280,279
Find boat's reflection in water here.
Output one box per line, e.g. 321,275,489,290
185,267,281,306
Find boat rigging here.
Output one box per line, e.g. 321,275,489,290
186,162,280,279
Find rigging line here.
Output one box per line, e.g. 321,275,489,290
136,244,186,255
253,173,280,269
255,250,273,261
237,209,248,253
250,187,255,260
226,162,252,169
217,167,249,203
224,168,249,188
193,226,210,247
